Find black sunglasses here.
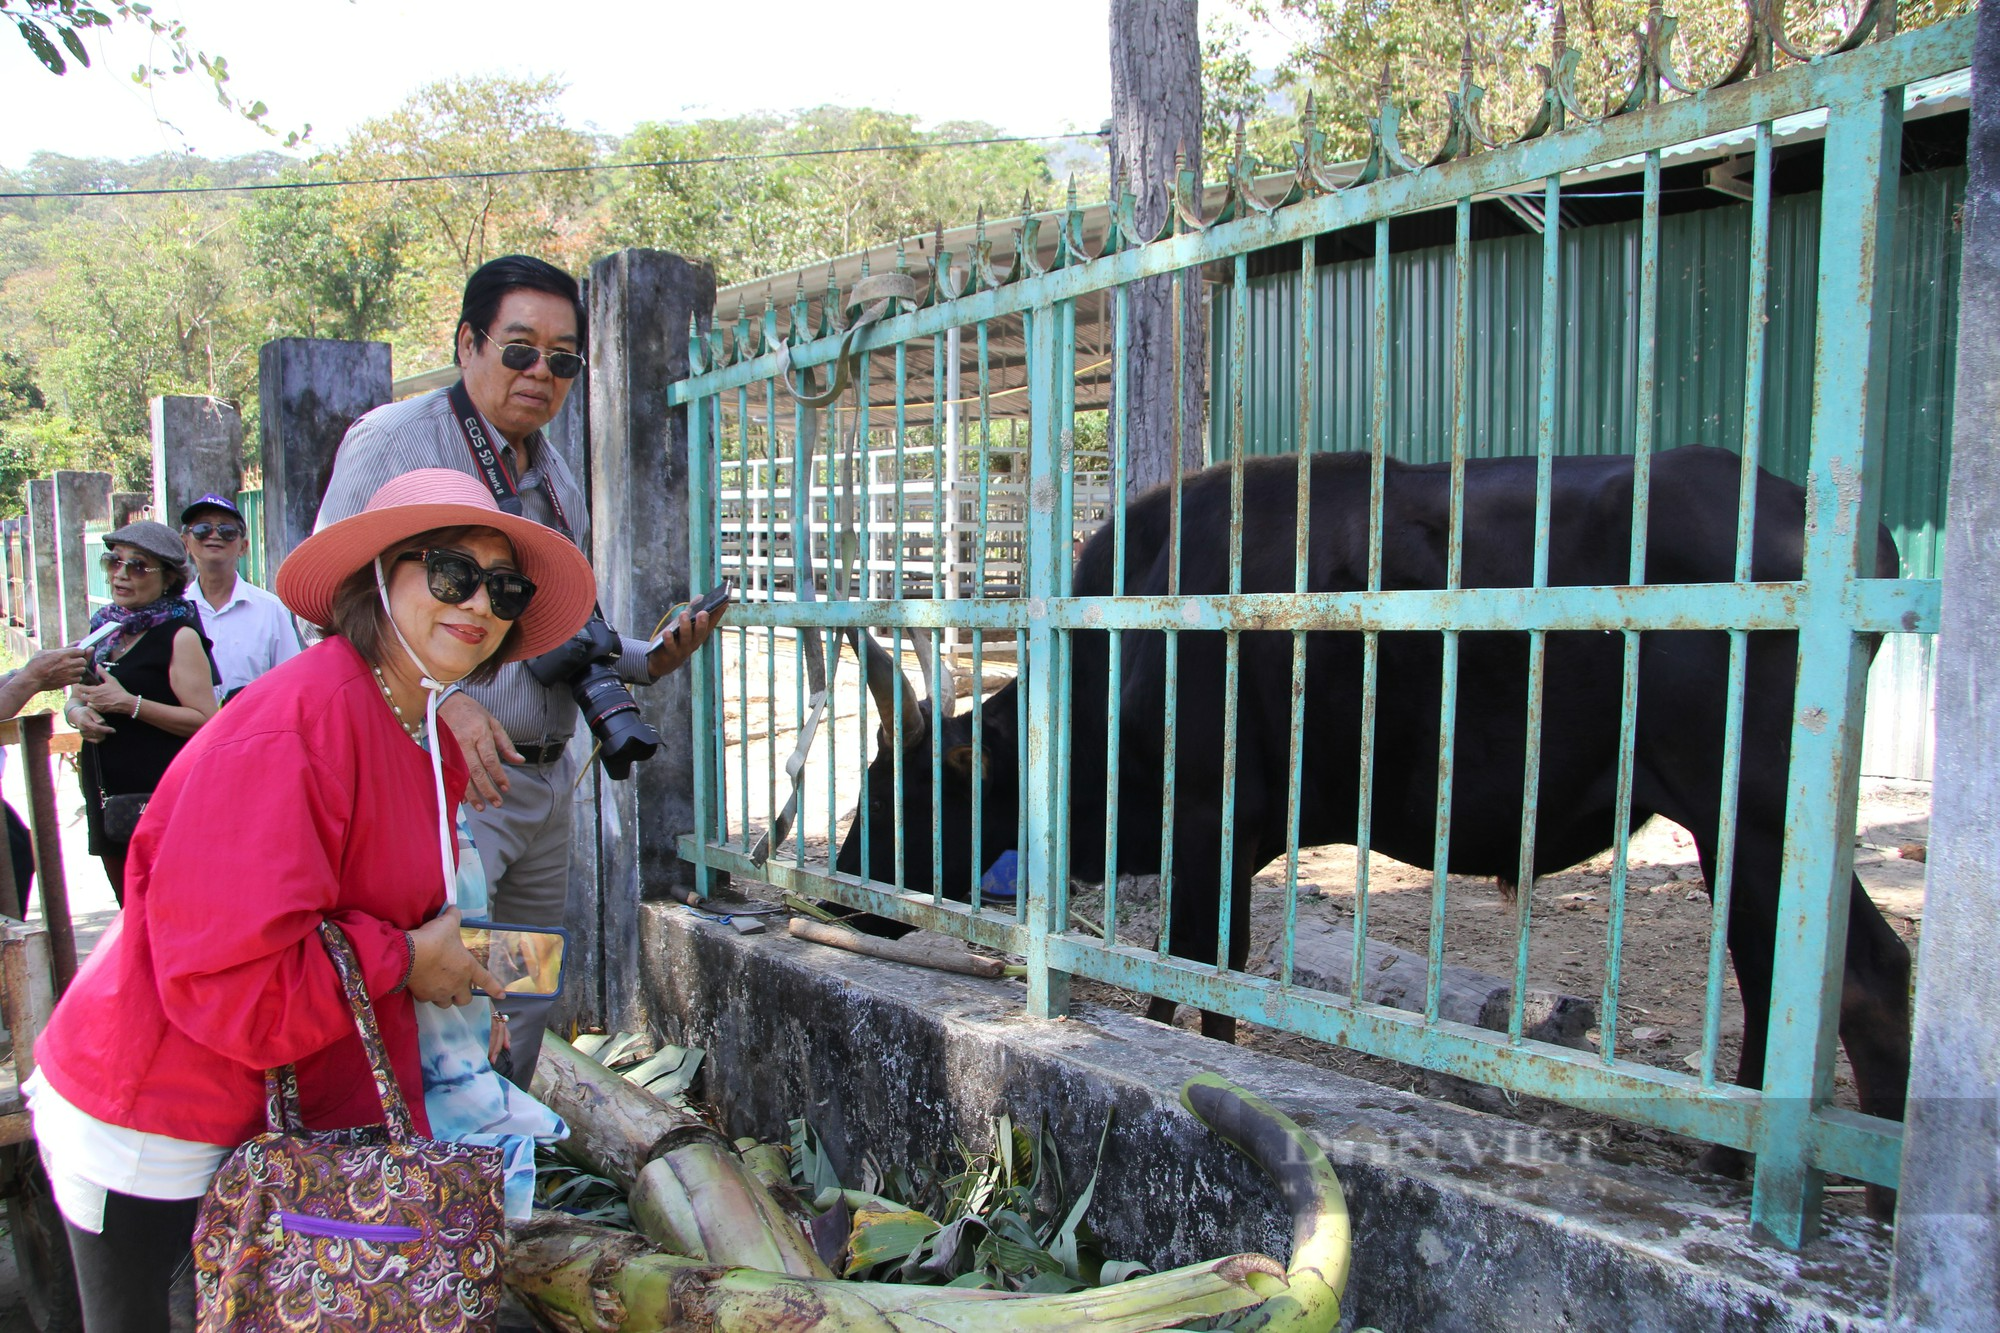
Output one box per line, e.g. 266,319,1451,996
476,329,585,380
184,522,244,542
396,549,537,621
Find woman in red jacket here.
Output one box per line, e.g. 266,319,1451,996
25,469,596,1332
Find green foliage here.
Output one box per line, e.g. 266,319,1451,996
606,108,1054,287
787,1110,1141,1293
532,1149,634,1231
3,0,309,145
0,79,1074,508
324,76,600,360
0,410,121,516
1202,15,1293,173
1221,0,1972,161
35,194,251,447
239,176,404,341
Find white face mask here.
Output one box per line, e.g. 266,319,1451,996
375,555,461,903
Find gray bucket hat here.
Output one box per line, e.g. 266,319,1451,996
102,520,191,572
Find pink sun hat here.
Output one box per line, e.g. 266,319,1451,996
276,469,596,662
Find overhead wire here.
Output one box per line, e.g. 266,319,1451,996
0,130,1108,200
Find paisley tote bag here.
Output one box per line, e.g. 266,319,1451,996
191,920,506,1332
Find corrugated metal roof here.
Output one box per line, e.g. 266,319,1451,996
1209,167,1964,780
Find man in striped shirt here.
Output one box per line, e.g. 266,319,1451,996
314,255,723,1085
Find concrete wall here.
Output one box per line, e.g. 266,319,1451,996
643,905,1896,1331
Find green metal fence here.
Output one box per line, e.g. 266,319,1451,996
83,520,112,613
672,10,1966,1248
234,488,266,587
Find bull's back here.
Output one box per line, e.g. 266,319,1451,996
1072,445,1855,598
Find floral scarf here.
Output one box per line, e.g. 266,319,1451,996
87,595,197,669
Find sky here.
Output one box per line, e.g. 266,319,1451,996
0,0,1294,171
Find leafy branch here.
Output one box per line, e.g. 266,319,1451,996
4,0,309,147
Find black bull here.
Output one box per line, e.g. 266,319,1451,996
834,445,1911,1188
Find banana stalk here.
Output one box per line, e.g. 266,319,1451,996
533,1034,832,1278
505,1214,1291,1333
508,1065,1353,1333
736,1139,795,1197
1180,1074,1351,1332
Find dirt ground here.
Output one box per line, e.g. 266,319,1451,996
717,630,1930,1200
1063,786,1926,1190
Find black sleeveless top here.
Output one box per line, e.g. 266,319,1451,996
79,621,218,851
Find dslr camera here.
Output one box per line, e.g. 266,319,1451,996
525,615,660,780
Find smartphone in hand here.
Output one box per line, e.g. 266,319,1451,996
459,919,568,999
650,581,733,652
74,621,119,683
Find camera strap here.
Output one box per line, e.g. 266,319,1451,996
448,379,576,540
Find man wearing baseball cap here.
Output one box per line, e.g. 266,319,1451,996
179,493,301,702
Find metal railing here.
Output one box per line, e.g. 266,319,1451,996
672,8,1966,1247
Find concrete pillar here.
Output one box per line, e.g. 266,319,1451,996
24,480,55,644
51,470,111,643
0,517,13,624
111,492,150,528
151,396,243,522
258,338,391,578
1889,1,2000,1323
587,249,714,1033
541,289,603,1033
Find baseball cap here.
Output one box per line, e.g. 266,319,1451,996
179,493,246,527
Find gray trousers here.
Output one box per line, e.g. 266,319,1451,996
465,748,579,1088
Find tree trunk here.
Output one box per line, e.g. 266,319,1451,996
1110,0,1207,502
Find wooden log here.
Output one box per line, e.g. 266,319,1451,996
787,918,1006,978
18,715,76,989
531,1035,831,1279
1255,918,1596,1049
0,919,55,1082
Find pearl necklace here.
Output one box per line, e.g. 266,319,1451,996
371,663,424,743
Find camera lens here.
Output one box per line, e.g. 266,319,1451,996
573,667,659,780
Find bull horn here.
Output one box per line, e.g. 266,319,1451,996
908,627,957,722
856,629,924,742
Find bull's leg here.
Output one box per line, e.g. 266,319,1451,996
1686,830,1782,1185
1690,840,1909,1219
1838,875,1912,1219
1195,875,1257,1043
1142,820,1250,1044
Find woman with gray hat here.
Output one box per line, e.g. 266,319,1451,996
63,520,219,902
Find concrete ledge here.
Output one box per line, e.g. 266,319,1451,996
639,903,1893,1331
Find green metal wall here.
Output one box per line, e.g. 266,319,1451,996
1209,167,1964,778
234,487,267,588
